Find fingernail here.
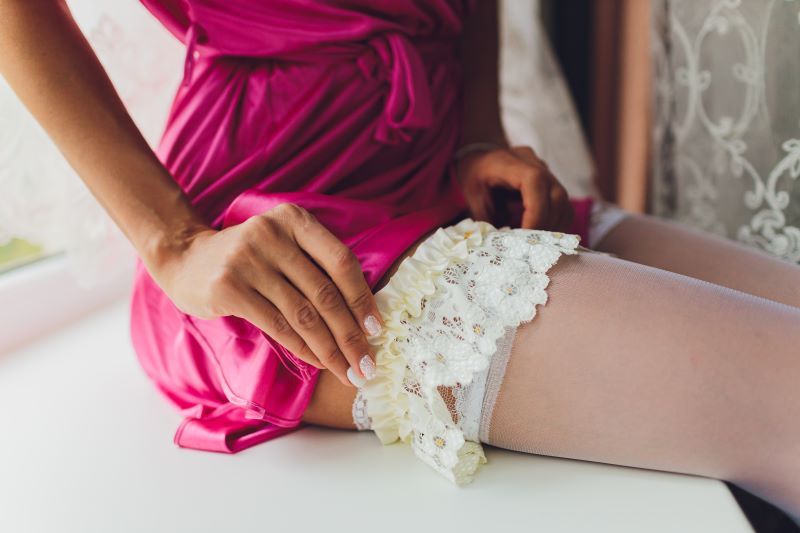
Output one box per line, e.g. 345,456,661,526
364,314,382,336
347,366,367,388
359,354,377,380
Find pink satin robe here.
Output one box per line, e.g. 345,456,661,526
131,0,594,453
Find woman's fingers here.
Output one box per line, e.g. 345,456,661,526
466,184,494,223
287,206,382,333
517,168,551,230
456,145,574,231
270,245,377,384
233,286,325,370
254,203,382,385
457,155,494,223
480,148,550,230
508,146,571,231
252,268,354,385
219,204,379,386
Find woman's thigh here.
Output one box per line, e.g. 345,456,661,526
594,211,800,308
487,251,800,510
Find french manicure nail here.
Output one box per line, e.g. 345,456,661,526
364,314,382,336
359,354,377,380
347,366,367,388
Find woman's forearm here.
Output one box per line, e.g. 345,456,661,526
0,0,208,271
459,0,508,148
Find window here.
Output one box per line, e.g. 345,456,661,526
0,1,183,351
0,238,46,274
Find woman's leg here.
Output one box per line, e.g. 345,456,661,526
485,251,800,518
593,210,800,309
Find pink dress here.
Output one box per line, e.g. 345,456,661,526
131,0,594,453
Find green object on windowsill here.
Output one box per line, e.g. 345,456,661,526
0,238,44,274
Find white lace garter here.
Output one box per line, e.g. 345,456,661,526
355,218,581,484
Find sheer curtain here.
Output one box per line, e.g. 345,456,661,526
0,0,183,285
0,0,594,283
499,0,596,199
652,0,800,262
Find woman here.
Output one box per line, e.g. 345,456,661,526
1,0,799,520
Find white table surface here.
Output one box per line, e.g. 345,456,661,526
0,299,752,533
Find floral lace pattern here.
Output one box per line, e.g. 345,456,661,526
351,390,372,431
359,218,580,484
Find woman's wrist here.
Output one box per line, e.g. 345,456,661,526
140,216,214,279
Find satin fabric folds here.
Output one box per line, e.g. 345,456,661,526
131,0,593,454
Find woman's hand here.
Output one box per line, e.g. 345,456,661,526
153,203,383,388
455,145,574,232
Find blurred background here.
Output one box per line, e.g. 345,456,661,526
545,0,800,263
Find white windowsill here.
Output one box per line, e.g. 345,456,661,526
0,253,133,354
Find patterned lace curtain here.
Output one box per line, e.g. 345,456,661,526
651,0,800,262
